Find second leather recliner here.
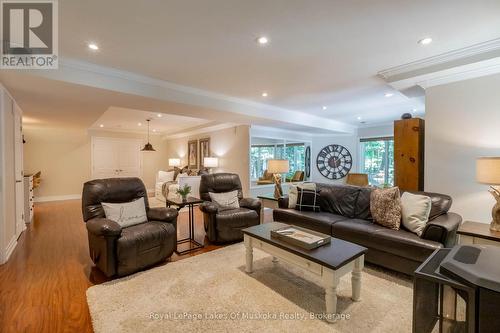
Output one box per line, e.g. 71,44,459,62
199,173,261,243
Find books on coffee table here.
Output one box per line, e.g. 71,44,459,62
270,225,331,250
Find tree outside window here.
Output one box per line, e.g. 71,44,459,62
360,138,394,187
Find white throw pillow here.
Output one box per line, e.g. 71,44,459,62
401,192,432,236
289,183,316,209
102,197,148,228
209,190,240,208
158,170,175,183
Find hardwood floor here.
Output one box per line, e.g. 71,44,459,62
0,199,272,333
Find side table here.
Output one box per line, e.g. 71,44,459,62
166,196,204,254
457,221,500,247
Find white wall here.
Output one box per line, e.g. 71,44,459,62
426,73,500,223
23,128,169,201
0,87,18,264
166,125,251,195
310,124,392,184
310,135,359,184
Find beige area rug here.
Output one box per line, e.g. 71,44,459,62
87,244,414,333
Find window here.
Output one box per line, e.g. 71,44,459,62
359,137,394,187
250,142,306,181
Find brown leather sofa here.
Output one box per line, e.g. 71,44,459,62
273,183,462,275
199,173,261,243
82,178,178,277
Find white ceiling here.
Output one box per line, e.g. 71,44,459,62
59,0,500,124
90,107,211,135
1,0,500,131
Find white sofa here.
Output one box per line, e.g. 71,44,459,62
155,171,202,202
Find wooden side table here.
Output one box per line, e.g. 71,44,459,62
457,221,500,247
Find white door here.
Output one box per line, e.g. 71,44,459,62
92,137,142,179
115,140,142,177
13,104,25,237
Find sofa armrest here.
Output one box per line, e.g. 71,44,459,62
147,207,178,223
86,218,122,237
199,201,219,215
278,196,289,209
240,197,261,213
421,212,462,247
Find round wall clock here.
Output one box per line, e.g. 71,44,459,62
316,144,352,180
305,146,311,178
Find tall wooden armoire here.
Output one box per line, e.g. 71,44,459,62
394,118,425,191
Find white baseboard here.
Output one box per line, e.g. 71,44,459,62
3,235,17,264
35,194,82,203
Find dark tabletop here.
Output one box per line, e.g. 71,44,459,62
458,221,500,242
242,222,367,270
257,194,280,201
165,196,204,206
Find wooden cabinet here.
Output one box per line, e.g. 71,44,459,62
394,118,425,191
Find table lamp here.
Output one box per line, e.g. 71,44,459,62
476,157,500,231
203,157,219,172
168,158,181,167
267,159,289,198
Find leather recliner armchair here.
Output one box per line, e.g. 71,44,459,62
199,173,261,243
82,177,178,277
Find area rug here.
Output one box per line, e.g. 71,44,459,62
87,244,413,332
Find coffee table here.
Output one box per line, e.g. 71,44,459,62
242,222,367,322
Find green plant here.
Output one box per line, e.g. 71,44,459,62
176,184,191,198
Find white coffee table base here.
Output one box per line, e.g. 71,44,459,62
244,234,364,323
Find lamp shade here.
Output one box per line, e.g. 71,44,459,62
267,159,289,174
477,157,500,185
204,157,219,168
168,158,181,167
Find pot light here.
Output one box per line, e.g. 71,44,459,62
322,106,327,110
152,129,157,132
418,37,432,45
138,122,142,126
412,108,418,112
99,124,104,128
88,43,99,50
357,116,362,121
384,93,394,98
257,36,269,45
261,92,268,97
157,113,162,118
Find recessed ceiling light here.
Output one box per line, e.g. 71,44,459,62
322,106,327,110
384,93,394,98
157,114,162,118
152,129,157,132
138,122,142,126
257,36,269,45
99,124,104,128
88,43,99,50
417,37,432,45
357,116,362,121
412,108,418,112
261,92,268,97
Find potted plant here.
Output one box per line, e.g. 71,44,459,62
176,184,192,202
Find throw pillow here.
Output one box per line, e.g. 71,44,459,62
158,170,175,183
288,182,316,209
295,187,320,212
370,187,402,230
401,192,432,236
102,197,147,228
209,190,240,208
